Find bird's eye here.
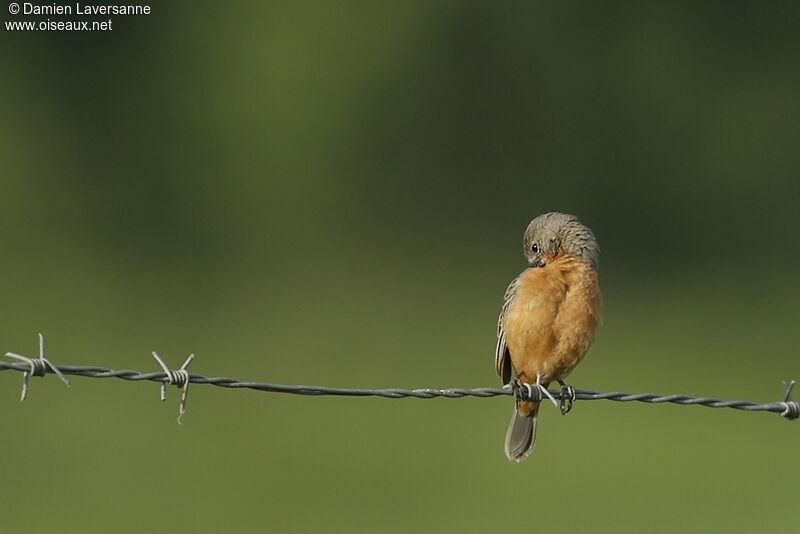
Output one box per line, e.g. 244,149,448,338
531,243,540,253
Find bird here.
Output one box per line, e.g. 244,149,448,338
495,212,602,462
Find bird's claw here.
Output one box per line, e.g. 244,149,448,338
558,381,576,415
509,377,524,406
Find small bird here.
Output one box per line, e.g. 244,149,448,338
495,212,602,462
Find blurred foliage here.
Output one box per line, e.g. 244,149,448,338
1,1,799,533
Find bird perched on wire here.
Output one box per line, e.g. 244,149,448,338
495,212,602,462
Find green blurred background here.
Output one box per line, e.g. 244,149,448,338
1,2,799,532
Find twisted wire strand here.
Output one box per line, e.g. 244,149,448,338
0,360,796,419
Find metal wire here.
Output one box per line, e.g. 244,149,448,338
0,358,797,420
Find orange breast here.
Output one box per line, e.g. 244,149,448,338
502,254,602,385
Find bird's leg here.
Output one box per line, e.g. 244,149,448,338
557,379,576,415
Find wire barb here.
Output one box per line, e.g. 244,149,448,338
151,352,194,424
780,380,799,420
3,333,70,401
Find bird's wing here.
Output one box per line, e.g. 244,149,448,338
495,273,522,384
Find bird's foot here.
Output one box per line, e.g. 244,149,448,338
509,377,524,406
510,377,558,408
558,380,576,415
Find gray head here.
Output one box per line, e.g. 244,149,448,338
522,212,599,268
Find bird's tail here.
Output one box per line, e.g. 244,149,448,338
504,400,539,462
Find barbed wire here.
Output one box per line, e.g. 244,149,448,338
0,334,797,422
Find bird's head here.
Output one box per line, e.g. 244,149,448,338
522,212,599,268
